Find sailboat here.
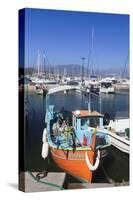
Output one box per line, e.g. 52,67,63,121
42,86,110,182
31,50,45,84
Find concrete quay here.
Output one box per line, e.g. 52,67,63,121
19,83,129,93
19,171,66,192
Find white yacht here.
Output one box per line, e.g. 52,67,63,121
100,78,115,94
31,77,44,84
116,78,130,90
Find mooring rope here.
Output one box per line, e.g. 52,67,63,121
28,171,64,190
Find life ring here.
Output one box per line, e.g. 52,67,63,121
85,150,100,171
42,142,49,160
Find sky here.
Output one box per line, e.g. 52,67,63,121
22,8,129,72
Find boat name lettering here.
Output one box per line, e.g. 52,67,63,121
58,152,84,158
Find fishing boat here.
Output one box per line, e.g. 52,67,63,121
42,86,110,182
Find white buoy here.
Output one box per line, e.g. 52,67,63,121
42,142,49,159
42,128,47,143
42,128,49,159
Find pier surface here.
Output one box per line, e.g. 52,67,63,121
67,182,129,189
19,172,66,192
19,170,129,192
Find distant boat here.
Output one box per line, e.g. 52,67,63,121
99,78,115,94
44,79,57,84
67,80,79,86
115,78,130,90
87,76,100,95
42,86,110,182
31,77,44,84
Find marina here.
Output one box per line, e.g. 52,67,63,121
20,54,130,190
22,87,129,190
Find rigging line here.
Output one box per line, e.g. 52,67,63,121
43,50,53,75
44,52,53,70
92,37,99,76
87,30,92,75
121,53,129,77
87,26,95,76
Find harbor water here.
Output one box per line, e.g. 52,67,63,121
25,90,129,184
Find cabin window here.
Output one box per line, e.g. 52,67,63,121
89,117,99,128
81,118,88,126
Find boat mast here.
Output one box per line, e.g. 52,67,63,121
87,26,94,78
91,26,94,76
43,50,46,75
88,93,91,112
99,92,102,113
121,53,129,78
37,49,40,77
81,57,85,85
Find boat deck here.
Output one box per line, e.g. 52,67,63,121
50,122,109,150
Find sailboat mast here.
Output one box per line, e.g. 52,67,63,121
99,92,102,113
43,50,46,75
81,57,85,85
37,50,40,77
91,26,94,75
87,26,94,77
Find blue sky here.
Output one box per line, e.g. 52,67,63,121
24,8,129,71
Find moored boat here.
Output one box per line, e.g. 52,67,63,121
35,84,47,95
100,78,115,94
42,86,110,182
104,118,129,154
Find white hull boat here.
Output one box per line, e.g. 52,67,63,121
100,86,115,94
106,130,129,154
104,119,129,154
